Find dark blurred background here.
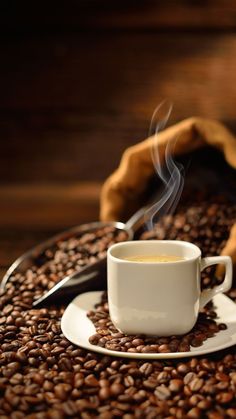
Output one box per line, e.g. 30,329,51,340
1,1,236,270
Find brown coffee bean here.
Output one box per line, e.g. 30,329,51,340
54,383,71,401
184,372,197,385
84,359,97,369
89,334,102,345
132,338,144,347
177,363,190,375
187,407,201,418
157,371,171,384
62,400,78,415
226,408,236,418
33,373,44,385
208,412,225,419
216,392,233,404
154,385,171,400
197,399,212,410
2,362,20,378
215,372,229,382
143,379,157,390
5,388,20,407
133,389,147,403
124,375,134,387
99,387,111,400
58,357,72,371
189,394,203,406
84,374,99,387
189,378,204,392
110,383,124,396
169,379,183,392
139,362,153,376
190,338,204,347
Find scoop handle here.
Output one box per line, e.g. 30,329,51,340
125,206,149,234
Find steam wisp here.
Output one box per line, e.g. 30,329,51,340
145,102,185,231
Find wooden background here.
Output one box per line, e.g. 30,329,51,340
1,0,236,277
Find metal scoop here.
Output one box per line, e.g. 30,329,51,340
0,204,148,307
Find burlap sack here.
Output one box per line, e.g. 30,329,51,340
100,117,236,271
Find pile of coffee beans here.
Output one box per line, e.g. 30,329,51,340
88,293,227,353
8,225,128,303
0,196,236,418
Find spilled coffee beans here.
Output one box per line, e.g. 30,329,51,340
0,196,235,417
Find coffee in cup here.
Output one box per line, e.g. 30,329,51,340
121,255,184,263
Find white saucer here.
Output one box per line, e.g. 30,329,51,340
61,291,236,359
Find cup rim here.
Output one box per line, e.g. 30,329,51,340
108,240,201,264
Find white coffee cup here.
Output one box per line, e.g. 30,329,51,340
107,240,232,336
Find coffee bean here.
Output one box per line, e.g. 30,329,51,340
189,394,203,406
110,383,124,396
99,387,111,400
58,357,72,371
197,399,212,410
177,363,190,375
143,379,158,390
208,412,225,419
154,385,171,400
157,371,171,384
84,359,97,369
139,362,153,376
189,378,204,392
184,372,197,385
54,383,71,401
226,408,236,418
169,379,183,392
124,375,134,387
216,392,233,404
187,407,201,418
84,374,99,387
62,400,78,415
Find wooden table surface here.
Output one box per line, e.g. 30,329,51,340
1,1,236,278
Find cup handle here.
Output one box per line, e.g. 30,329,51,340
199,256,232,310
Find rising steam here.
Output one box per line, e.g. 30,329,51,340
144,101,185,230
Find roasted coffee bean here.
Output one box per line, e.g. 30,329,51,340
216,392,234,404
84,359,97,369
143,378,158,390
110,383,125,396
154,385,171,400
99,387,111,400
84,374,99,387
139,362,153,376
227,408,236,418
184,372,197,385
186,407,201,418
189,378,204,392
124,375,134,387
169,379,183,392
157,371,171,384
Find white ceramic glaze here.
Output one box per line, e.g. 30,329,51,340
107,240,232,336
61,291,236,359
